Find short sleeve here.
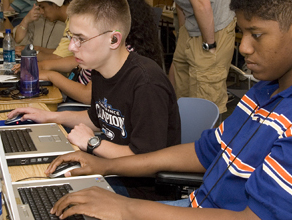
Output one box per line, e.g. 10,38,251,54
53,19,73,57
195,127,221,169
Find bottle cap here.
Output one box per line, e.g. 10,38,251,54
21,44,37,56
5,29,11,34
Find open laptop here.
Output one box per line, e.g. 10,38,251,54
0,123,75,166
0,136,115,220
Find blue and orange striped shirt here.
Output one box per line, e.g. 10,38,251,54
192,80,292,219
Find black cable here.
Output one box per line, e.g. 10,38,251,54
192,97,284,207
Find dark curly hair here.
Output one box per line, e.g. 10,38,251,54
230,0,292,31
126,0,164,68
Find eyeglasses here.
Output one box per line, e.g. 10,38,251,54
66,30,113,48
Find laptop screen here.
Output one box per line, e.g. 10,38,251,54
0,136,21,219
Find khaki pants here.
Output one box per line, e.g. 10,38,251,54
173,18,236,113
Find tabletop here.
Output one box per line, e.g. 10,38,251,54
0,86,63,111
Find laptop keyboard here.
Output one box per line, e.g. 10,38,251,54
0,129,37,153
18,184,85,220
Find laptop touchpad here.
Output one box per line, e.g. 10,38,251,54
38,135,61,142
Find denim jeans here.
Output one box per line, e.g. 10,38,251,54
158,198,191,207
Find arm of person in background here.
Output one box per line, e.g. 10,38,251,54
176,3,185,28
36,51,63,61
14,4,40,44
38,56,78,72
11,56,78,80
168,4,185,89
39,69,91,104
2,0,14,11
190,0,215,53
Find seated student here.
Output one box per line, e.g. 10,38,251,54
13,3,65,56
34,0,73,61
37,0,164,105
8,0,180,200
2,0,35,26
44,0,292,219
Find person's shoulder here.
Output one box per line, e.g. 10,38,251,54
126,53,173,89
129,52,163,73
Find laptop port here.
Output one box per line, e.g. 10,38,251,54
20,159,27,165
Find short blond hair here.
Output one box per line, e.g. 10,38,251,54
67,0,131,41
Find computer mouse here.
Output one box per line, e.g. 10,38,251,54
49,161,81,178
4,114,35,125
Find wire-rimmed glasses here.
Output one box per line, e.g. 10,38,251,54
66,30,113,48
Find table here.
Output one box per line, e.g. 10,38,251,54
0,86,63,111
0,103,79,217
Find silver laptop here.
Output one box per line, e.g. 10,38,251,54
0,123,74,166
0,137,115,220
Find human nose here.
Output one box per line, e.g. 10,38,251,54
68,38,78,52
239,35,254,57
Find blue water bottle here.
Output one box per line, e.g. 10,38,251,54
3,29,16,70
20,44,39,97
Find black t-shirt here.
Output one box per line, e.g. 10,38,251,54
88,52,181,154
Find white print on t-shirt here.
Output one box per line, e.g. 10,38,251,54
96,98,127,139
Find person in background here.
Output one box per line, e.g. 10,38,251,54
13,3,65,55
173,0,236,114
2,0,35,26
45,0,292,218
35,0,72,61
8,0,180,201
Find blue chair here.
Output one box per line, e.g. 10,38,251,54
178,97,219,144
156,97,219,199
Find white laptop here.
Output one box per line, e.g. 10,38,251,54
0,136,115,220
0,123,74,166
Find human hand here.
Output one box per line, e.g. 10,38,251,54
15,46,25,56
11,63,20,73
24,3,41,23
67,123,95,151
51,186,128,220
209,48,216,54
7,107,54,124
45,151,110,177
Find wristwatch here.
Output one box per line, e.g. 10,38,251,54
87,136,101,154
202,41,217,51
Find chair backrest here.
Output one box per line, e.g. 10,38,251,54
178,97,219,144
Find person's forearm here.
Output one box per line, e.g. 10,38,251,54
15,25,28,43
105,143,205,177
125,202,259,220
37,52,62,62
176,3,185,28
93,140,134,159
53,110,94,129
34,46,55,54
44,71,91,104
38,56,78,73
190,0,215,44
2,0,13,11
15,18,30,43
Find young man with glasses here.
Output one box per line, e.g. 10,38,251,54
8,0,181,200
